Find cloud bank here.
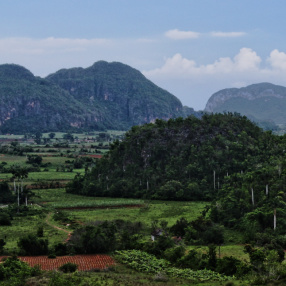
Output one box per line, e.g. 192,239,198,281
143,48,286,109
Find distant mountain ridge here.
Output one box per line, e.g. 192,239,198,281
0,62,200,134
205,83,286,127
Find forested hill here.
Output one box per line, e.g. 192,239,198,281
0,64,89,133
0,62,199,133
67,113,283,201
46,61,199,130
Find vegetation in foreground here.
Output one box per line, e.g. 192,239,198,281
2,115,286,284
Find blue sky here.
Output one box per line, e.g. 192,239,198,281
1,0,286,110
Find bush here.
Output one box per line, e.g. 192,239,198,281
59,262,77,273
37,226,44,237
48,254,57,259
201,225,224,245
0,181,14,204
68,221,117,254
54,242,67,256
26,155,42,165
0,213,12,226
170,217,189,237
18,234,48,255
0,256,41,282
164,246,185,264
216,256,244,276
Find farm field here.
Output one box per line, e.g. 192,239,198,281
0,254,115,271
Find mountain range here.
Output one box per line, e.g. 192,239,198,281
0,62,199,134
2,61,286,134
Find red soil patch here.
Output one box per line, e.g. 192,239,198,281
0,255,115,271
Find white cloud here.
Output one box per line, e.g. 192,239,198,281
143,48,286,109
144,48,261,78
211,31,246,37
233,48,261,71
165,29,200,40
267,49,286,70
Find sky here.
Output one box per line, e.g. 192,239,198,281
1,0,286,110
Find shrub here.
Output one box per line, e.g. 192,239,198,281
68,221,117,254
170,217,189,237
48,254,57,259
37,226,44,237
59,262,77,273
54,242,67,256
164,246,185,264
201,225,224,245
18,234,48,255
26,155,42,165
0,256,41,282
216,256,244,276
0,213,12,226
177,249,204,270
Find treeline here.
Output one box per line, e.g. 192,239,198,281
67,113,280,201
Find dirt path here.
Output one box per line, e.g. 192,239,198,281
45,212,72,242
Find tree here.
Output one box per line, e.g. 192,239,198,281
18,234,48,255
26,155,42,165
0,181,14,204
10,166,29,209
49,132,56,139
63,133,74,142
34,132,42,144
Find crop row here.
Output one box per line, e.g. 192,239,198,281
0,255,115,271
115,250,232,282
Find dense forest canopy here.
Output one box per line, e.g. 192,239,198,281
67,112,286,243
67,113,284,200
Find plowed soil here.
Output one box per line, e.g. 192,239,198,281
0,255,115,271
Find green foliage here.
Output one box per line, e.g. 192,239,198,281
170,217,189,237
36,226,44,237
216,256,250,277
17,234,48,255
164,245,185,264
73,113,268,201
68,221,117,254
0,181,14,204
26,155,42,165
0,212,12,226
53,242,68,256
0,256,41,283
115,249,232,282
58,262,78,273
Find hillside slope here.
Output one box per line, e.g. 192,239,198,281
205,83,286,126
67,113,274,200
0,62,198,133
46,61,189,130
0,64,88,133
